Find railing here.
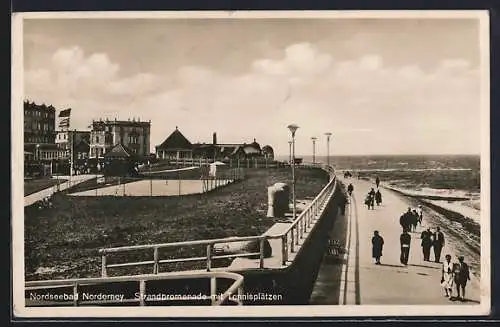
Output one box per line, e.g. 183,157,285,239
25,271,244,306
98,164,337,277
158,158,287,169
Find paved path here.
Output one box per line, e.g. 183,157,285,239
317,177,481,305
24,174,100,206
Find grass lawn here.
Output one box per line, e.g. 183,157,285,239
24,178,69,196
25,167,329,280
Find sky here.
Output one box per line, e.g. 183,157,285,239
23,17,483,156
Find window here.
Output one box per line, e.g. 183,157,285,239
128,135,139,144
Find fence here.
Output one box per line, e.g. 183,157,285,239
66,168,245,197
98,164,337,277
163,158,287,169
25,271,244,306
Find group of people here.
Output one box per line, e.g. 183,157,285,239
397,207,446,263
399,206,423,232
359,176,473,302
441,254,471,301
364,187,382,210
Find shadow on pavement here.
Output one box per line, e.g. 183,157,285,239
408,263,440,270
449,297,481,304
378,263,405,268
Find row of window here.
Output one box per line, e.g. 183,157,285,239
37,151,58,160
29,151,90,160
90,147,140,158
24,110,55,118
24,122,54,131
25,136,54,144
90,135,143,144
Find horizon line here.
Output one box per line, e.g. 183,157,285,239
275,153,481,157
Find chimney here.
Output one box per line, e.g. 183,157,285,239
213,132,217,145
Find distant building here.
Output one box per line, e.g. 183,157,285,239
102,143,139,176
155,128,274,161
155,127,193,160
89,118,151,159
23,101,58,161
55,130,91,161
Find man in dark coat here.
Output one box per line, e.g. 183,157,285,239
411,209,419,232
400,208,412,232
433,227,445,263
453,256,471,301
347,183,354,196
400,230,411,265
420,228,433,261
375,176,380,188
368,188,376,209
371,230,384,264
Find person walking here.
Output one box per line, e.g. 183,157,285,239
410,209,419,232
441,254,454,298
400,230,411,265
365,189,375,210
371,230,384,265
420,227,433,261
400,207,412,232
375,189,382,206
347,183,354,196
433,227,445,263
453,256,471,301
375,176,380,188
417,205,423,225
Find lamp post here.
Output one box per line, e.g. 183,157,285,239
311,137,317,165
325,132,332,167
288,141,292,164
287,124,299,220
35,144,40,161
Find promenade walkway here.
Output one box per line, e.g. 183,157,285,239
24,174,100,207
312,177,481,305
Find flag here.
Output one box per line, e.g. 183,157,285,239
59,108,71,117
59,117,70,128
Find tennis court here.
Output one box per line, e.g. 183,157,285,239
68,179,233,197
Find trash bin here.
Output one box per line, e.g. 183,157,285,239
267,182,290,218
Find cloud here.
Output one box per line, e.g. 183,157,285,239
24,43,481,155
252,42,333,77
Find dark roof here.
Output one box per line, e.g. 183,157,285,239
262,145,274,153
156,128,192,150
250,138,261,150
104,143,135,158
74,140,90,152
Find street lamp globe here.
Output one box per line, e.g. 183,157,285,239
287,124,299,137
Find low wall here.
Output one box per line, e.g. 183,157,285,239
232,180,346,305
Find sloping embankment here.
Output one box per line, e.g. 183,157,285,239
383,185,480,254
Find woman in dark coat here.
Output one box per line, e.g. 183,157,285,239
375,190,382,205
372,230,384,264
